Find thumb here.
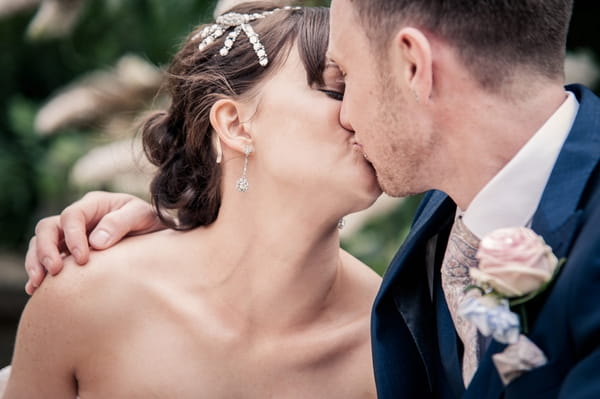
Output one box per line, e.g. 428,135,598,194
88,200,164,249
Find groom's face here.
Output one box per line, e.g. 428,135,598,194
328,0,436,197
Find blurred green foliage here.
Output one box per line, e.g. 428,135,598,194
342,195,423,275
0,0,218,252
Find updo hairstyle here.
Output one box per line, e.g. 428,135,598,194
141,2,329,229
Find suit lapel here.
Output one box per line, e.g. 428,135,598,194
377,191,454,299
531,85,600,253
465,84,600,399
374,191,456,394
532,210,583,259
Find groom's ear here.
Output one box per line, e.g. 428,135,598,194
209,99,253,155
392,27,433,103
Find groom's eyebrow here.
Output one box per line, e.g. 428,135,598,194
324,58,341,72
325,57,345,75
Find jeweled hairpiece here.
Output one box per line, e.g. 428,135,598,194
192,6,300,67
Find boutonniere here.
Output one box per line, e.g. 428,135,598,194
458,227,565,345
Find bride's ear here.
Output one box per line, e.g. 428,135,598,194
209,99,253,156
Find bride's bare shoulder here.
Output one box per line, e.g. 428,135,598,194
9,230,191,388
32,230,182,319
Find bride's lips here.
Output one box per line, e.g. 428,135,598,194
352,141,370,161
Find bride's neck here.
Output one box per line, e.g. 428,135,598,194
188,193,345,332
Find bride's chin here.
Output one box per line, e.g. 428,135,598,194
345,188,382,215
355,151,378,180
362,170,383,198
354,166,383,202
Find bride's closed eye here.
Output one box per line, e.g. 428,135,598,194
319,62,345,101
318,89,344,101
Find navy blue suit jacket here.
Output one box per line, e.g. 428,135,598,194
371,84,600,399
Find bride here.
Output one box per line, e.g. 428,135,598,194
2,3,382,398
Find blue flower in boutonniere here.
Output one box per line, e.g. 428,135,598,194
458,227,565,344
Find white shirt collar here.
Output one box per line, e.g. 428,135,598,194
461,91,579,238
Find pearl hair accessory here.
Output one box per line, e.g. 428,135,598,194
192,6,300,67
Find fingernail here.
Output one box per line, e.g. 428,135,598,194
90,230,110,247
42,257,54,271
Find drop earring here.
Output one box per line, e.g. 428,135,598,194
236,145,252,192
212,132,223,164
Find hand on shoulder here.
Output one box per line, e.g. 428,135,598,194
24,191,164,295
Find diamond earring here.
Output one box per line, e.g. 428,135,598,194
337,218,346,230
236,145,252,192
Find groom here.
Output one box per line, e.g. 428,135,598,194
25,0,600,398
326,0,599,397
329,0,600,399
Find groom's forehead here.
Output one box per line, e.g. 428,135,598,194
328,0,364,65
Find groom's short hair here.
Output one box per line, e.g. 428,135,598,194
350,0,573,90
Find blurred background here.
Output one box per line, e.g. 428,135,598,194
0,0,599,367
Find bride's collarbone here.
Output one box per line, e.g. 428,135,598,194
81,281,373,398
135,296,369,369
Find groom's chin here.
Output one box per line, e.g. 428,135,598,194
377,176,417,199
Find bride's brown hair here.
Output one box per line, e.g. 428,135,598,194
141,2,329,229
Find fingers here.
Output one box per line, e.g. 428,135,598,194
25,280,37,296
89,198,162,250
25,236,49,295
60,203,93,265
29,191,129,277
32,216,67,276
59,191,133,259
25,191,162,296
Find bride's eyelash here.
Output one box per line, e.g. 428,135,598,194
318,89,344,101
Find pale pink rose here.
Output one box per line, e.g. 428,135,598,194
469,227,559,297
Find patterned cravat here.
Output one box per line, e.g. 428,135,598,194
440,215,481,386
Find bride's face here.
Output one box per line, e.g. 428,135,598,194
247,45,382,214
